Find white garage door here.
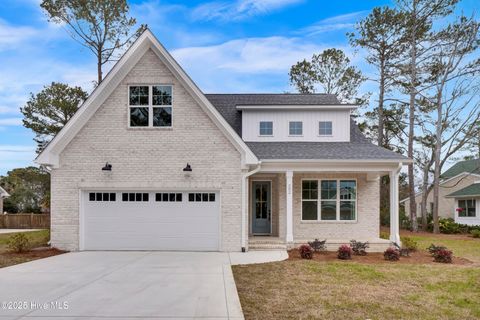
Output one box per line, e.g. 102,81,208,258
82,191,220,251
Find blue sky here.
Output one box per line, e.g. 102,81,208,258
0,0,477,175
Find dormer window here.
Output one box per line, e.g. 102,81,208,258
319,121,332,136
289,121,303,136
129,85,172,128
259,121,273,136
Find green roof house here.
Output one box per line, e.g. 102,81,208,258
401,159,480,226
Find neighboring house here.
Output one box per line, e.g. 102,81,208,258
36,29,409,252
402,159,480,226
0,186,9,214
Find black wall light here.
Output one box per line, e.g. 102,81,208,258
102,162,112,171
183,163,192,172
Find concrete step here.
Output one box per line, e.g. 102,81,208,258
248,242,287,251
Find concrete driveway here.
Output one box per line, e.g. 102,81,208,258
0,251,258,319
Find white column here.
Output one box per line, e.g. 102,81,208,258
389,169,401,245
286,170,293,243
241,174,248,251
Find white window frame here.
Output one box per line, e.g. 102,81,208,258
301,178,358,222
259,121,273,136
288,121,303,136
457,199,477,217
318,121,333,136
128,84,173,128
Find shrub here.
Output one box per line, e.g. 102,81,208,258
470,230,480,238
384,247,400,261
380,231,389,240
299,244,313,259
7,233,30,253
337,244,352,260
433,249,453,263
427,244,447,255
350,240,369,256
401,237,418,251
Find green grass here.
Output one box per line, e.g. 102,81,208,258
0,230,50,252
233,232,480,320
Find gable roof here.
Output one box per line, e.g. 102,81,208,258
206,94,409,162
0,186,9,198
446,182,480,198
441,159,480,179
36,29,258,167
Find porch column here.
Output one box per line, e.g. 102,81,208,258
389,166,401,245
286,170,293,243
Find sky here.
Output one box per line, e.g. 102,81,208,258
0,0,478,175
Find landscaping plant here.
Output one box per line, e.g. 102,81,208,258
299,244,314,259
427,244,447,255
433,249,453,263
7,233,30,253
470,230,480,238
337,244,352,260
350,240,369,255
384,247,400,261
401,236,418,251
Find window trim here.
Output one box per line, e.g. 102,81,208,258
457,199,477,218
318,121,333,136
301,178,358,223
128,84,173,129
258,121,274,136
288,121,303,136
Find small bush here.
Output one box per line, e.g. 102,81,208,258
433,249,453,263
384,247,400,261
427,244,447,255
401,237,418,251
350,240,369,256
470,230,480,238
299,244,313,259
439,218,461,234
337,244,352,260
7,233,30,253
380,231,389,240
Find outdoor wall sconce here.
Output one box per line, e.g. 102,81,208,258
183,163,192,177
102,162,112,171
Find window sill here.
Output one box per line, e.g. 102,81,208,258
288,135,304,137
300,220,358,224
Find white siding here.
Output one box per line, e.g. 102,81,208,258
455,198,480,226
241,110,351,142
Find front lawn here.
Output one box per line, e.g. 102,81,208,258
0,230,64,268
233,233,480,320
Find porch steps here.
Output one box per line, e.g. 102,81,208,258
248,237,287,251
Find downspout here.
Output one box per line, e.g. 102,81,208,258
241,162,262,252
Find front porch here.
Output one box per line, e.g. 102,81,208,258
242,162,402,252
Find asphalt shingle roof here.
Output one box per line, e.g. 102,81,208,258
205,94,408,161
441,159,480,179
446,183,480,198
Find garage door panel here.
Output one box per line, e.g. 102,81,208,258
83,191,220,251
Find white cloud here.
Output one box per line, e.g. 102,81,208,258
0,118,22,126
0,19,39,51
191,0,303,22
0,145,37,175
301,11,368,36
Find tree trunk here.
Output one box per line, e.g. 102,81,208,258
420,168,429,230
433,95,443,234
377,62,385,147
97,53,103,85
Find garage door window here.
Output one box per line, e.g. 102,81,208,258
156,193,182,202
188,193,215,202
122,193,149,202
89,192,116,201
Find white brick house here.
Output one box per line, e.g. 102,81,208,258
36,30,410,252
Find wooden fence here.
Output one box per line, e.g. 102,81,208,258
0,213,50,229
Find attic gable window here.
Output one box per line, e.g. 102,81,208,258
129,85,172,128
319,121,332,136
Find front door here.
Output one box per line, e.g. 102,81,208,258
252,181,271,234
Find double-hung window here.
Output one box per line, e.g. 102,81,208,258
319,121,332,135
259,121,273,136
302,179,357,221
129,85,172,127
458,199,476,217
289,121,303,136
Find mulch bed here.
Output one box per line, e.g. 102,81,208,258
288,249,473,265
0,248,66,268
